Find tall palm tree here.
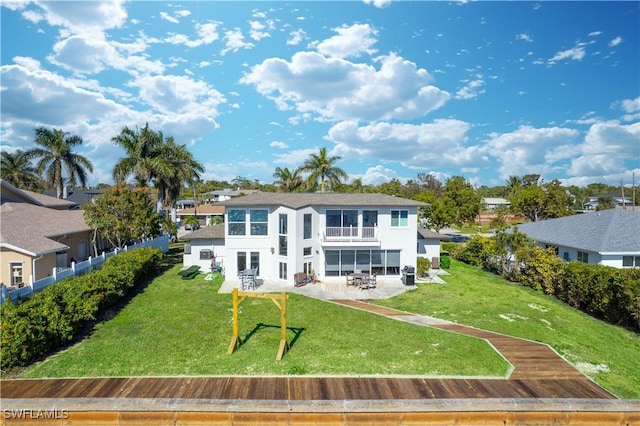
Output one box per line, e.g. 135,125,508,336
29,127,93,198
111,123,163,186
300,147,348,192
1,150,43,191
272,166,303,192
154,137,204,218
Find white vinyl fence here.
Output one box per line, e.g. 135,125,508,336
1,234,170,304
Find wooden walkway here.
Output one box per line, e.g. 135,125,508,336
2,300,638,425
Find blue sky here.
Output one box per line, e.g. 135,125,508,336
1,1,639,188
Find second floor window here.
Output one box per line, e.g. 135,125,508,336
250,209,268,235
391,210,408,227
228,209,246,235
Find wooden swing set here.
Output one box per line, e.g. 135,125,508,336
228,288,290,360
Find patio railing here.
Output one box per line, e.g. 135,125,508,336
1,234,170,304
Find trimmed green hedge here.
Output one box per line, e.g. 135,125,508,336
0,248,162,370
451,238,640,332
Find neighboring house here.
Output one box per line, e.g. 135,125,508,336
583,194,634,210
0,180,101,288
43,187,105,206
483,197,510,210
177,205,225,227
204,188,260,203
417,228,450,264
2,180,79,210
181,223,226,272
516,209,640,268
219,192,425,285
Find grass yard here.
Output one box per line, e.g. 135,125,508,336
20,262,508,379
376,260,640,399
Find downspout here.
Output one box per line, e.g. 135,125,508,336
32,254,44,285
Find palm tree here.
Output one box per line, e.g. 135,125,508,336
505,175,523,195
111,123,163,186
154,137,204,218
29,127,93,198
1,150,43,191
272,166,303,192
300,147,348,192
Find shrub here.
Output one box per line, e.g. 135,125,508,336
451,235,495,267
416,257,431,278
440,255,451,269
516,247,564,294
0,248,162,370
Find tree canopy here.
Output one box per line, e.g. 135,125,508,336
83,185,161,250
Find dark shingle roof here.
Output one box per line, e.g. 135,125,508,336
180,223,225,241
517,209,640,253
221,192,426,209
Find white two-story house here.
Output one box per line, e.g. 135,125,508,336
220,192,425,285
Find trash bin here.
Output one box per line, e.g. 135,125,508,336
402,266,415,286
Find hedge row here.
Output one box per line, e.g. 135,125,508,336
451,236,640,332
0,248,163,370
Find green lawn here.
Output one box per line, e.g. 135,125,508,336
20,263,508,378
376,260,640,399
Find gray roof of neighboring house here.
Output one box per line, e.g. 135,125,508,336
43,188,105,205
516,209,640,254
1,180,78,209
221,192,427,209
180,223,225,241
0,202,91,255
417,228,453,242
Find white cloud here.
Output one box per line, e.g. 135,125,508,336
240,51,450,122
362,0,392,8
273,147,319,165
221,28,255,55
516,33,533,42
159,11,179,24
455,75,485,100
270,141,288,149
483,126,580,179
327,119,480,170
129,74,226,117
12,56,41,71
29,0,128,35
619,96,640,113
548,42,587,64
287,29,307,46
361,165,399,185
315,23,378,59
608,36,622,47
249,19,274,41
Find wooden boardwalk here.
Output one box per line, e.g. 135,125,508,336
2,300,638,425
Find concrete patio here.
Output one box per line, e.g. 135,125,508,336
218,269,448,300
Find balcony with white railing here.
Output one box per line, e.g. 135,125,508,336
321,225,379,246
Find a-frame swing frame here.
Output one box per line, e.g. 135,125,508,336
228,288,290,360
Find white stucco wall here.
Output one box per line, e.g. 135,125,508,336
223,204,421,285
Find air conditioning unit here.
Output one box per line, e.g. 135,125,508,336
200,250,213,260
13,270,22,277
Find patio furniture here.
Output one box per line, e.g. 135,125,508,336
294,272,312,287
240,268,257,290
